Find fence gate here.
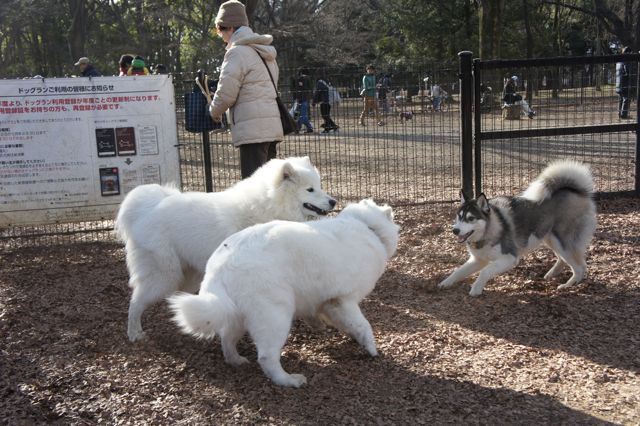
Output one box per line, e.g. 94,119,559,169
459,51,640,198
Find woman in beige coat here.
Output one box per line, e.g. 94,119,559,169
210,0,283,179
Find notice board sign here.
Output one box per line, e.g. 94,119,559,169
0,75,180,226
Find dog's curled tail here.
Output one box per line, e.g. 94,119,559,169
521,160,594,203
167,292,233,340
115,184,179,241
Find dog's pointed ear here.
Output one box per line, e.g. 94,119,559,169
459,189,472,204
382,204,393,220
302,156,312,166
477,193,490,213
277,161,296,184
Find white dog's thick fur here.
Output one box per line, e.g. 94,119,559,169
116,157,336,342
168,199,399,387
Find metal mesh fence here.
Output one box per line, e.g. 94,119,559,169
2,58,637,247
174,64,463,206
1,220,115,249
479,132,637,195
1,65,462,247
475,57,638,196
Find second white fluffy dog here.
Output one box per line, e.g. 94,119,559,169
168,199,400,388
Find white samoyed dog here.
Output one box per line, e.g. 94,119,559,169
115,157,336,342
168,199,400,388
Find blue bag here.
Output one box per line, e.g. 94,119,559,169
184,89,217,133
185,78,227,133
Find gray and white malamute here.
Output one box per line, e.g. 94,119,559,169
438,160,597,296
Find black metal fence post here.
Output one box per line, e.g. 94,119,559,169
636,57,640,195
473,58,482,196
201,130,213,192
197,69,214,193
458,51,474,198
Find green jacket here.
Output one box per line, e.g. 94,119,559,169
362,74,376,97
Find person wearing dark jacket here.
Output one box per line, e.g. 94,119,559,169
313,78,338,132
616,46,632,119
502,76,535,118
294,67,314,133
74,57,102,77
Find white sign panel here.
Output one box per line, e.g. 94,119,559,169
0,75,180,226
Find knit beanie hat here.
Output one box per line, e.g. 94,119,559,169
215,1,249,28
132,58,145,68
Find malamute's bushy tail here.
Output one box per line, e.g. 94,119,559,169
521,160,594,202
167,292,234,340
115,184,179,241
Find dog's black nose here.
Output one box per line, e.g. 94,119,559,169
329,199,336,208
453,228,460,235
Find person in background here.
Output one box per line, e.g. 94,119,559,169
127,56,150,75
119,54,134,76
294,67,314,133
377,73,391,114
209,0,282,179
153,64,168,74
313,75,339,133
431,82,443,112
616,46,632,119
74,57,101,77
503,75,536,118
360,64,383,126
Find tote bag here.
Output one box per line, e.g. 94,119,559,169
184,90,217,133
185,78,227,133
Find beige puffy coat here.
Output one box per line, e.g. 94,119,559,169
210,27,283,146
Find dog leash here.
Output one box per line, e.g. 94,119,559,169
195,72,212,104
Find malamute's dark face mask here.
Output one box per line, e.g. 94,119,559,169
451,191,490,244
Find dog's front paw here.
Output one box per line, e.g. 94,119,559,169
274,373,307,388
468,287,484,297
365,344,378,357
225,355,250,367
128,330,147,342
438,279,455,289
556,282,575,290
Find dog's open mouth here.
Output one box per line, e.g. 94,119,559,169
303,203,329,216
457,231,474,243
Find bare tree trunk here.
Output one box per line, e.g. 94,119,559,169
464,0,473,41
478,0,489,59
624,0,632,33
134,0,145,55
244,0,259,23
67,0,87,61
629,0,639,51
523,0,532,59
491,0,503,59
479,1,487,58
523,0,534,100
479,0,503,59
551,0,561,98
594,0,602,90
